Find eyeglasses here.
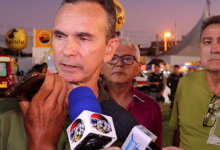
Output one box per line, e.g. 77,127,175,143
203,95,220,127
107,55,137,65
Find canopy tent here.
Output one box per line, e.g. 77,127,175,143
147,59,166,65
153,9,208,66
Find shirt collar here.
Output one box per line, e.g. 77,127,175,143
127,87,146,110
132,86,145,102
103,85,145,109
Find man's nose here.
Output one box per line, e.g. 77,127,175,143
62,40,78,56
116,57,124,67
211,42,220,53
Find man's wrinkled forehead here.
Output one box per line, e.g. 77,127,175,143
55,2,106,22
200,23,220,41
53,2,109,39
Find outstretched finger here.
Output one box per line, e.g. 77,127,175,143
31,71,55,106
18,92,30,116
44,74,64,108
57,75,67,109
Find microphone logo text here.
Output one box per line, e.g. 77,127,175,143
69,119,85,143
90,114,112,133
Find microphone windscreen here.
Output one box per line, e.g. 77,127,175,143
100,100,139,142
68,86,102,122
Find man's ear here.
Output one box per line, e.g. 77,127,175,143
103,37,119,63
135,63,141,76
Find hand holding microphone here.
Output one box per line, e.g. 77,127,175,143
18,71,68,150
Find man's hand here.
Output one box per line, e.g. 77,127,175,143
173,129,180,147
18,71,67,150
146,81,160,86
154,82,160,86
162,146,184,150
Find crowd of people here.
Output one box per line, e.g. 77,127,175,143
0,0,220,150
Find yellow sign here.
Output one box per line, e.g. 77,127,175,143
34,29,53,48
5,28,29,51
0,82,7,88
114,0,125,31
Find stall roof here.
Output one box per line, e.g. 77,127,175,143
154,9,208,65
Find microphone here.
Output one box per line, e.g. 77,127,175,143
100,100,162,150
66,87,117,150
68,86,102,121
100,100,139,142
121,125,161,150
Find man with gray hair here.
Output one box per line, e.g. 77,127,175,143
101,37,163,147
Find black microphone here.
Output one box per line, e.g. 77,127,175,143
100,100,162,150
100,100,139,142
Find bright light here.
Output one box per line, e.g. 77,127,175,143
163,31,172,51
165,32,171,37
184,62,191,66
182,66,187,70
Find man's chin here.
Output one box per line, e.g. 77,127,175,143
60,74,80,83
206,66,220,73
112,79,128,84
65,78,80,83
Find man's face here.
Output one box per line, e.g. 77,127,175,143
101,46,140,84
200,24,220,72
174,67,179,74
154,65,160,73
189,68,194,73
52,2,117,84
42,67,47,73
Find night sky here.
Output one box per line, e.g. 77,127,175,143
0,0,220,52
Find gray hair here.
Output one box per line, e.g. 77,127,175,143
118,37,140,63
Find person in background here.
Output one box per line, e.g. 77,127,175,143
31,64,43,73
188,68,196,73
20,70,24,76
166,65,183,116
42,62,48,73
170,15,220,149
31,63,48,74
101,38,163,147
147,64,166,103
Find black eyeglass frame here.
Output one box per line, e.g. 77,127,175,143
107,55,138,65
203,95,220,127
